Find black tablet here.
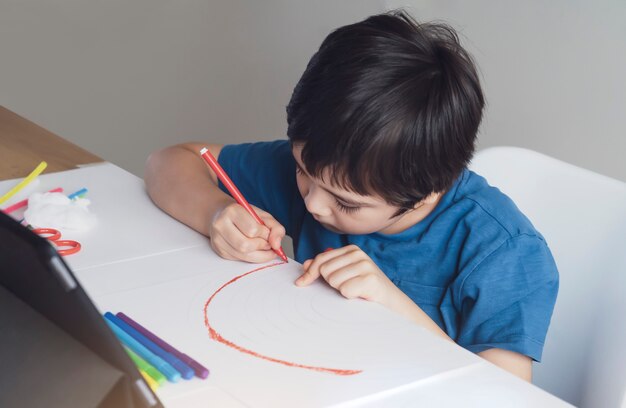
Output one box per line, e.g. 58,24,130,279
0,210,163,408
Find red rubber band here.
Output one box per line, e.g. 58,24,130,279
55,240,81,256
33,228,61,241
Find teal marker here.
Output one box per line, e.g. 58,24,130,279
105,318,181,382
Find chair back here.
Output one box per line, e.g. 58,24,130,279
470,147,626,407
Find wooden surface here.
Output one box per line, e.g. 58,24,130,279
0,106,102,181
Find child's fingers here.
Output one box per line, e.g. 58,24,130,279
296,248,349,286
218,214,268,247
255,208,286,250
233,213,270,240
221,204,269,240
296,257,324,286
211,235,256,261
210,203,279,263
215,220,271,253
306,245,356,273
267,223,286,252
211,231,276,263
336,275,370,300
240,249,280,264
324,261,366,289
316,253,361,282
225,232,272,254
299,253,357,288
220,234,277,263
209,234,241,261
296,245,370,287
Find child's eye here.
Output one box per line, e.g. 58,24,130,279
335,200,361,214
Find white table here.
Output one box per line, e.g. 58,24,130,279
0,164,571,407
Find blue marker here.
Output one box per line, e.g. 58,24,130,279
104,312,194,379
68,187,88,200
105,317,181,382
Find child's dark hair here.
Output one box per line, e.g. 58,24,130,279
286,10,484,214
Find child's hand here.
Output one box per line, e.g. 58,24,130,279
295,245,400,306
209,201,286,263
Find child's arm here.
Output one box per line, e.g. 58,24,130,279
296,245,532,381
478,349,532,381
145,143,286,263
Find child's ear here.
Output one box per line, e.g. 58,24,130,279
416,192,441,207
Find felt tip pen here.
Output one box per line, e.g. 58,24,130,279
199,147,288,262
117,312,209,379
125,347,166,385
105,312,194,379
105,317,181,382
140,370,160,391
67,187,88,200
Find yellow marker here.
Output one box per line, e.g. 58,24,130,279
140,370,160,391
0,161,47,205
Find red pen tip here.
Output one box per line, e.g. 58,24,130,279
276,247,288,262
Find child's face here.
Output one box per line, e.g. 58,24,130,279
292,145,426,235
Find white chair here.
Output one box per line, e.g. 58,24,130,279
470,146,626,407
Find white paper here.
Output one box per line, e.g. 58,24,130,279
84,248,480,408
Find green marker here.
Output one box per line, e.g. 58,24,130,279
125,346,166,385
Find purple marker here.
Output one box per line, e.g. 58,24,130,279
117,312,209,379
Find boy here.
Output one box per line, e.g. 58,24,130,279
145,11,558,381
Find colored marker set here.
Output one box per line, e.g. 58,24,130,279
104,312,209,391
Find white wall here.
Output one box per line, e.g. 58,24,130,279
386,0,626,182
0,0,384,176
1,1,624,182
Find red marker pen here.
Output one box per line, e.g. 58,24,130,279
200,147,288,262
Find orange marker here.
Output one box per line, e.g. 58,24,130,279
200,147,288,262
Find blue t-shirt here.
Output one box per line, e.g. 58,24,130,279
218,140,559,362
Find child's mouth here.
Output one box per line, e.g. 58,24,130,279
320,221,342,234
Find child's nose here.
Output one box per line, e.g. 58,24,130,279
304,187,332,218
